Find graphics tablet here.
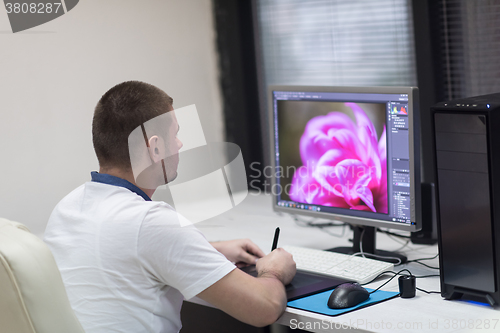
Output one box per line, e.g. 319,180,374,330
240,265,352,301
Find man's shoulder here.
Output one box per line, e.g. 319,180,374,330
50,183,87,212
141,202,194,229
59,181,162,206
49,182,173,225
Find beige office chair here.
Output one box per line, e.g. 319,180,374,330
0,218,85,333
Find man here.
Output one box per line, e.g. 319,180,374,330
44,81,296,332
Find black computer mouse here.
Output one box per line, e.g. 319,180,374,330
327,282,370,309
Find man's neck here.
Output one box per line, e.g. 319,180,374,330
98,167,155,198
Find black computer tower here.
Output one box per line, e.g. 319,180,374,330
431,93,500,306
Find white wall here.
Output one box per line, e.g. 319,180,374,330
0,0,223,236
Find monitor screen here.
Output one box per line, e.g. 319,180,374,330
269,86,421,232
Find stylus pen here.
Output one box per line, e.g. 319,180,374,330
271,227,280,251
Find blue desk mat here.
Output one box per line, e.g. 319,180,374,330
287,288,399,316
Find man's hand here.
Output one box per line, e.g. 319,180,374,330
256,248,296,285
211,239,265,267
198,246,296,326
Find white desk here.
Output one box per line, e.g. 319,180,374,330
192,191,500,333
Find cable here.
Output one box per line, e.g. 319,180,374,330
378,229,412,239
351,251,403,265
407,253,439,262
358,228,403,265
362,269,441,295
367,269,413,293
375,231,411,254
291,215,416,264
414,274,440,278
405,253,440,269
317,224,347,238
361,271,440,287
408,261,440,270
362,269,440,292
359,228,367,258
291,215,345,228
311,221,346,227
292,215,319,227
361,270,398,285
385,232,410,247
391,239,411,253
291,215,347,238
416,287,441,294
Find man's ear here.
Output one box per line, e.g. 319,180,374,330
147,135,165,163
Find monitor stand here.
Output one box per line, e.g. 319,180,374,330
327,226,407,264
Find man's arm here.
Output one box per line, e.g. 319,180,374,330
197,248,296,327
210,239,265,267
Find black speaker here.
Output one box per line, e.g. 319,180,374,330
411,182,438,245
432,93,500,306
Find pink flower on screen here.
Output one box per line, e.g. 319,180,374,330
289,103,387,213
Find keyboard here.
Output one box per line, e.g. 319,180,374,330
282,245,394,284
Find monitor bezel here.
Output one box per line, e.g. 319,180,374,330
268,85,421,232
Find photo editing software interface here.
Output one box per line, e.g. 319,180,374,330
273,89,414,227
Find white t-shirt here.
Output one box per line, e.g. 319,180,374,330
44,179,236,333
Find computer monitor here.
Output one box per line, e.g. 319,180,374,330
269,86,421,263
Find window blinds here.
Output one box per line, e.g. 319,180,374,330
256,0,417,87
440,0,500,100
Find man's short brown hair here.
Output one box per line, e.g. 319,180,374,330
92,81,173,170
